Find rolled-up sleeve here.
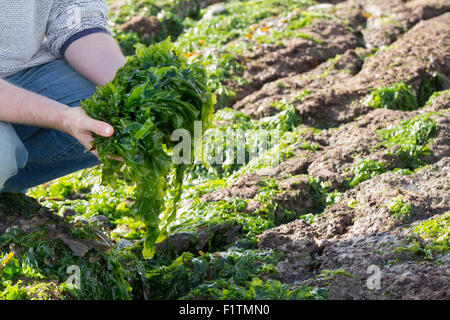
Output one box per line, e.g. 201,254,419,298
47,0,111,57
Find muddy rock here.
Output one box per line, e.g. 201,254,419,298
330,0,450,49
271,176,314,215
236,9,450,126
202,173,263,201
254,156,449,298
229,19,359,103
202,172,317,216
305,109,408,189
342,157,450,238
301,233,449,299
311,203,355,240
287,12,448,127
156,224,242,255
88,215,115,229
156,232,196,254
119,16,162,40
257,219,319,282
269,154,313,177
356,12,450,89
420,89,450,112
235,49,364,118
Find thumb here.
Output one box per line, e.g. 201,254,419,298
86,118,114,137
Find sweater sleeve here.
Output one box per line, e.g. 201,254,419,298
46,0,111,58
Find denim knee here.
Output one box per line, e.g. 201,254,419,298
2,138,100,193
0,122,28,190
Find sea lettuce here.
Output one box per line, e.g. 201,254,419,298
82,38,215,258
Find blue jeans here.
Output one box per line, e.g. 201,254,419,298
2,59,100,192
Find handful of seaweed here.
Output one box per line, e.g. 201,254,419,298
81,38,215,258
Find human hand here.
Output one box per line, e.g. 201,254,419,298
62,107,114,157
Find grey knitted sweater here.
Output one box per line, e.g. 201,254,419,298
0,0,111,79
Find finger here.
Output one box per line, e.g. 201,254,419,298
91,150,99,158
85,118,114,137
79,136,96,153
107,155,124,162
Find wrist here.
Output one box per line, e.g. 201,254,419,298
58,105,76,134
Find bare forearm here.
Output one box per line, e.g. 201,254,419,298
0,79,70,131
64,33,126,86
0,78,113,153
0,32,121,153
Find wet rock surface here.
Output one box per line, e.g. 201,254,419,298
255,158,450,299
199,1,450,299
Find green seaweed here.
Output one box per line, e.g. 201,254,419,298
185,100,300,183
319,268,355,280
308,177,341,213
255,177,297,225
81,38,215,258
169,198,273,245
393,213,449,262
0,224,132,300
176,0,319,106
182,277,327,300
294,89,312,102
377,114,438,170
364,82,418,111
145,247,326,300
108,0,202,55
412,212,449,257
417,75,444,107
388,196,415,222
348,159,386,187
